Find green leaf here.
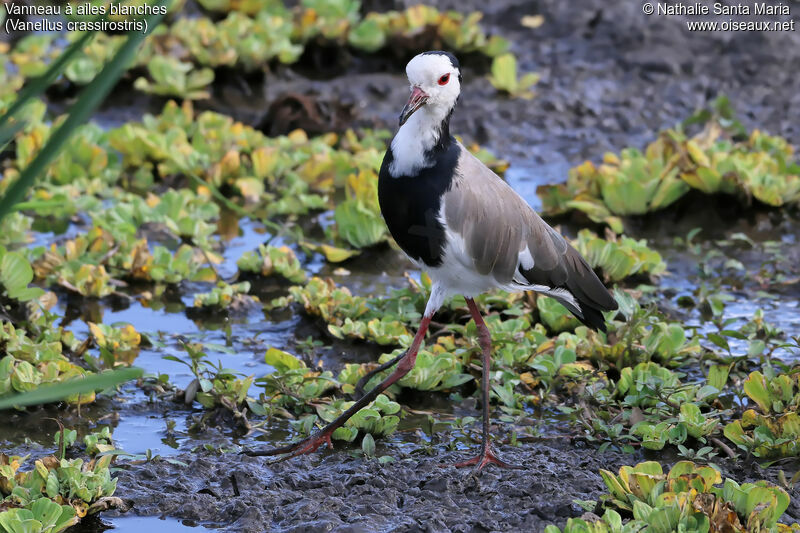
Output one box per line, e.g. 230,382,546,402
0,249,32,289
361,433,376,458
490,53,518,92
707,365,729,391
334,200,385,249
264,348,305,373
742,371,771,413
0,367,143,409
706,333,730,352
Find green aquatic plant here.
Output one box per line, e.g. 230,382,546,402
167,342,254,420
333,170,386,249
314,393,401,442
538,100,800,229
0,451,121,532
488,53,539,99
585,461,796,533
256,347,338,413
259,349,408,442
13,123,120,187
629,402,720,451
0,497,77,533
86,323,141,368
536,296,581,333
0,213,33,248
724,369,800,458
573,230,667,282
133,55,215,100
0,246,44,303
31,226,217,294
272,276,430,346
0,322,92,404
52,426,115,457
378,346,472,392
237,244,307,284
192,281,256,309
82,427,115,456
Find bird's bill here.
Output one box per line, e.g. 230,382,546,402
399,86,429,126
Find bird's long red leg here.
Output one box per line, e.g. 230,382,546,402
453,298,521,471
243,315,432,461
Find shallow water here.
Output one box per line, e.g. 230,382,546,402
81,515,215,532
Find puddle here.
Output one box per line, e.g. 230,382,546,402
83,515,215,532
217,217,271,279
111,410,183,457
504,151,572,212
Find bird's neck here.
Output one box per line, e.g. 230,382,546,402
388,105,453,178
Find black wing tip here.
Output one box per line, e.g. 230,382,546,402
575,304,609,333
547,292,611,333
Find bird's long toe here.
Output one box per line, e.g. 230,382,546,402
451,445,523,472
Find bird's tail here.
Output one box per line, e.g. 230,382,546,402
551,246,618,332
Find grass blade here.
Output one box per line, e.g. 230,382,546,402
0,120,25,154
0,31,96,140
0,367,143,409
0,1,170,224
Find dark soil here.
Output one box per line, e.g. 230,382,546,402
115,441,633,532
112,438,800,532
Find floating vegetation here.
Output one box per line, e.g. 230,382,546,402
0,444,123,533
237,244,306,284
169,342,254,428
724,368,800,458
0,321,92,404
574,230,667,282
192,281,257,310
548,461,797,533
0,1,513,100
488,53,539,99
538,98,800,232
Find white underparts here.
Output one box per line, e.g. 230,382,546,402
389,109,442,177
424,282,447,318
421,206,582,315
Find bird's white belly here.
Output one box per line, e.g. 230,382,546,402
426,230,502,298
427,261,498,298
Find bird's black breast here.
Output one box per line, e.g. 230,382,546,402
378,140,460,268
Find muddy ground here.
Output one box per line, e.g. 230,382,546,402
115,439,799,532
5,0,800,531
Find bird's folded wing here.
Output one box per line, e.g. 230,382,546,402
443,144,567,284
443,144,617,314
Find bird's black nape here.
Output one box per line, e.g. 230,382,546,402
420,50,462,84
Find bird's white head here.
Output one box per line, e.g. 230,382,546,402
399,51,462,127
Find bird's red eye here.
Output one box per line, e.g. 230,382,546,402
438,73,450,85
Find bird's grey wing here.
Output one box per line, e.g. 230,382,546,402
442,144,568,284
442,144,617,327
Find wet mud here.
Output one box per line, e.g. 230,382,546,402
113,442,636,532
111,439,800,532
